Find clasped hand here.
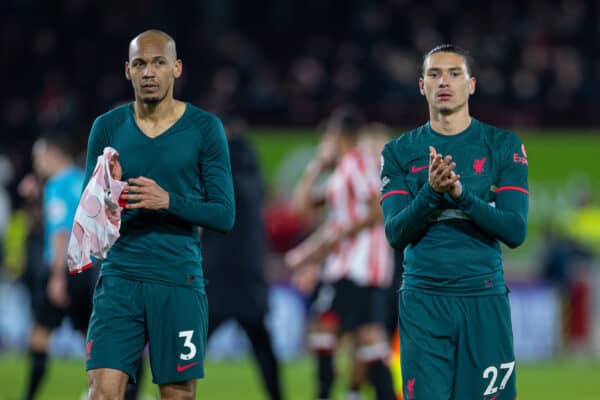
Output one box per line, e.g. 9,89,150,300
121,177,170,210
108,153,169,210
428,146,462,198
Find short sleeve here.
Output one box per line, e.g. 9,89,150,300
45,185,71,232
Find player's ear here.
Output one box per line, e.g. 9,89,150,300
418,77,425,96
173,59,183,79
125,61,131,81
469,76,476,95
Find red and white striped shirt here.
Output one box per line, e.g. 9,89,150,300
322,148,392,288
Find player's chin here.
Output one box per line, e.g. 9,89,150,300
438,105,454,115
141,95,162,104
437,102,462,115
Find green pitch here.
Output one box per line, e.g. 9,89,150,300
1,354,599,399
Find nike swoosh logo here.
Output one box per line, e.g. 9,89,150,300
176,361,199,373
411,165,428,173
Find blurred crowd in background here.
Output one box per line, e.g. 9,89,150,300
2,0,599,174
1,0,600,367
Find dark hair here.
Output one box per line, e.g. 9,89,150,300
37,133,75,158
327,105,365,139
421,44,475,77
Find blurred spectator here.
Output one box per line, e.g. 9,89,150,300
286,106,396,400
540,223,590,289
2,0,598,168
543,187,600,354
23,136,88,400
16,172,44,307
201,115,283,400
563,190,600,257
358,123,404,338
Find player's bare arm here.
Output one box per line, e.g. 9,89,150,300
122,177,170,210
48,230,70,307
286,196,380,270
291,134,337,216
284,228,329,270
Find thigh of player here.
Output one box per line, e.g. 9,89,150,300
144,281,208,386
86,275,146,382
398,290,458,400
453,294,517,400
331,279,377,333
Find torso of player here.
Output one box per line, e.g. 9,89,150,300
391,118,509,294
400,124,497,207
115,111,202,197
95,102,215,288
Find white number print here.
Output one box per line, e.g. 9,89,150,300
483,366,498,395
178,330,197,361
499,362,515,390
483,361,515,396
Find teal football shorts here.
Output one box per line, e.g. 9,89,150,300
86,275,208,384
398,290,517,400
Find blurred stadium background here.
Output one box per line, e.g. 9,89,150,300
1,0,600,399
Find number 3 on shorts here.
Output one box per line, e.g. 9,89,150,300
482,361,515,396
178,330,197,361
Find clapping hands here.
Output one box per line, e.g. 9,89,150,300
428,146,462,198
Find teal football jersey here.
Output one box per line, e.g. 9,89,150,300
83,103,235,289
380,118,528,295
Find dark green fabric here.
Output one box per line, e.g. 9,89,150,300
380,118,528,295
86,276,208,382
399,290,517,400
83,103,235,289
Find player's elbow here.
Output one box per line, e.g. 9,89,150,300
384,221,406,250
217,206,236,233
504,217,527,248
223,208,236,232
203,201,235,233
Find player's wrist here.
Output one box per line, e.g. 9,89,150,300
424,182,443,197
428,178,447,194
449,181,463,199
163,192,170,209
453,185,470,205
420,183,444,209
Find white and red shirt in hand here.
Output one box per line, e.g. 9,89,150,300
67,147,127,274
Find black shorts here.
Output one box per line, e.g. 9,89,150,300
311,278,388,332
33,266,99,333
